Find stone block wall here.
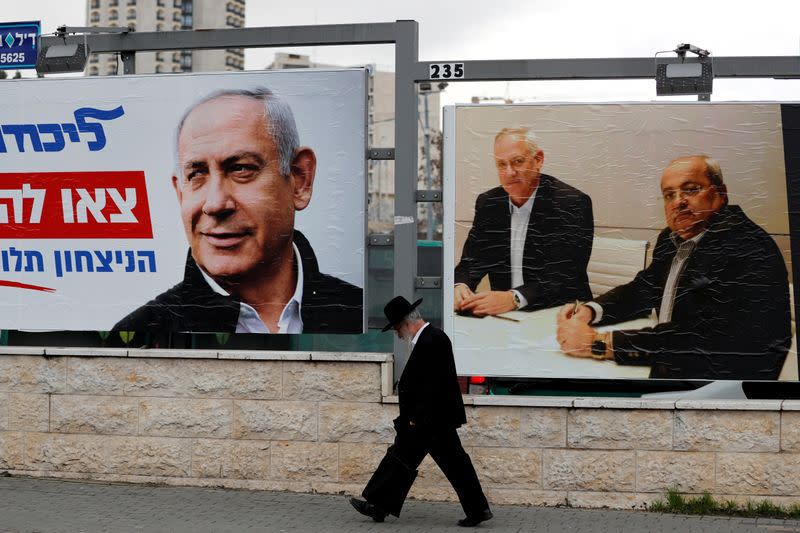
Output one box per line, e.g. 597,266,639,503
1,349,799,509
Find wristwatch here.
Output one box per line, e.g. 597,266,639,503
510,291,521,309
591,332,610,360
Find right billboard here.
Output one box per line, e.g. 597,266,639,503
443,103,799,381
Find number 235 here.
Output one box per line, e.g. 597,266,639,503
429,63,464,79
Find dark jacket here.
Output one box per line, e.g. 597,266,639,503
113,230,363,334
397,325,466,429
454,174,594,311
595,205,791,380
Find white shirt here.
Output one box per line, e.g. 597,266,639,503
657,231,704,323
508,191,537,309
587,231,705,324
200,243,304,333
411,322,430,346
454,189,537,309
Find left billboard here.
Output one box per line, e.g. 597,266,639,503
0,69,367,334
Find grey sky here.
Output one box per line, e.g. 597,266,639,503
4,0,800,103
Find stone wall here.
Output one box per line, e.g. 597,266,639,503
0,349,799,509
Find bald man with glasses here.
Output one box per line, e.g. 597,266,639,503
557,155,791,380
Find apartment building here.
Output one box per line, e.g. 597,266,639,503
85,0,245,75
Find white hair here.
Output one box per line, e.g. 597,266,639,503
174,87,299,183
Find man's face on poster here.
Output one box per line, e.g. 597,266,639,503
661,157,726,240
494,134,544,206
172,95,313,285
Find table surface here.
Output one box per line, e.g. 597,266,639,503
451,306,655,379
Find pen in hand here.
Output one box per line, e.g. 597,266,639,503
570,300,581,319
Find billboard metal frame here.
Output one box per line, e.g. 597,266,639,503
39,22,800,378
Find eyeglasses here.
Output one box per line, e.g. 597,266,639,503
661,185,710,203
495,156,532,172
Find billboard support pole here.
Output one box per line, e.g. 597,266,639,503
392,20,420,377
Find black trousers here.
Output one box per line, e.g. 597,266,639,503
362,420,489,517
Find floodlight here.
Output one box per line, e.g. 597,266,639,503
36,39,89,74
36,26,131,75
655,43,713,98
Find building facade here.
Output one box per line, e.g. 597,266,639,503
85,0,245,76
269,53,443,237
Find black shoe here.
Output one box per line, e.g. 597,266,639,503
458,509,493,527
349,497,387,522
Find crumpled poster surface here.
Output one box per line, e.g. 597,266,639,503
0,69,367,334
443,102,799,381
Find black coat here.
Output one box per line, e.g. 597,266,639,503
454,174,594,311
397,325,466,429
113,230,363,334
595,205,791,380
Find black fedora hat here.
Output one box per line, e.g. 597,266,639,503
381,296,423,332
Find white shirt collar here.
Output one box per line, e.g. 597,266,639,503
508,190,536,214
670,229,705,249
199,242,304,333
411,321,430,346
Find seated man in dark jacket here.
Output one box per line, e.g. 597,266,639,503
557,155,791,380
455,127,593,316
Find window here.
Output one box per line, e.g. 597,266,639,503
155,52,163,61
157,0,164,5
109,9,118,21
174,0,182,7
173,11,181,22
127,8,136,20
173,52,180,62
156,9,164,20
156,23,163,31
155,64,162,73
127,0,136,4
109,0,118,5
107,64,118,75
90,11,100,22
89,66,99,76
90,0,100,8
172,23,181,31
182,14,192,28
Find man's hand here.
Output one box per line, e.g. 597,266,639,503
454,284,476,312
557,318,596,358
557,303,594,325
459,290,516,316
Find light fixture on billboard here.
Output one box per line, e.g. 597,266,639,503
36,25,132,75
655,43,713,100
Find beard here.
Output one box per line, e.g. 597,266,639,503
397,326,414,344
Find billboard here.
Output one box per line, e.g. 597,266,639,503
0,69,367,334
443,102,799,381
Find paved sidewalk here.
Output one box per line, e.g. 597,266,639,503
1,476,800,533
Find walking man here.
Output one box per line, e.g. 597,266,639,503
349,296,493,527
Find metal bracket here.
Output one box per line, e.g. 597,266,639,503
121,51,136,75
368,148,395,160
415,190,442,202
368,234,394,246
415,276,441,289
